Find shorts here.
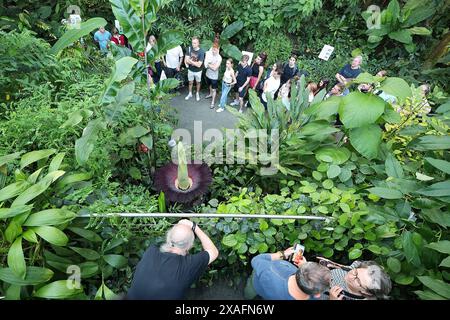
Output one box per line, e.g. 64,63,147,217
188,70,202,82
205,76,218,89
233,82,248,98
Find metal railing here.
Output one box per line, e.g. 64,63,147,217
77,212,329,221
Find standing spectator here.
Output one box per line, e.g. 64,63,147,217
280,54,299,86
249,52,267,90
256,62,278,96
247,247,331,300
146,35,163,84
230,54,252,113
163,44,184,79
261,66,282,109
126,219,219,300
184,37,206,101
204,43,222,108
93,26,111,54
335,56,363,95
111,27,125,46
216,58,237,113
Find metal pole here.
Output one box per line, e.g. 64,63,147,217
76,213,329,220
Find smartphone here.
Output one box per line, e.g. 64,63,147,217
289,244,305,265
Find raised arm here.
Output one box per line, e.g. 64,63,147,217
195,224,219,264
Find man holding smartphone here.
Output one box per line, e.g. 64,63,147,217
246,246,330,300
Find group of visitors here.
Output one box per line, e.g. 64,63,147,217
125,219,392,300
93,30,432,116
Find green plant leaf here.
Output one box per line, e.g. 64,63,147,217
315,147,351,165
33,226,68,246
110,0,145,52
417,276,450,299
51,18,107,54
75,119,107,165
327,164,341,179
387,257,402,273
388,29,412,44
33,280,83,299
440,256,450,268
11,171,65,207
8,237,26,279
425,157,450,175
100,56,138,105
22,229,38,243
56,172,92,190
222,234,237,247
402,231,421,267
408,27,432,35
349,248,362,259
367,187,403,199
0,152,23,167
426,241,450,254
67,227,102,242
221,20,244,39
0,266,53,286
23,209,76,227
410,135,450,151
414,290,446,300
416,181,450,197
221,43,242,61
349,125,382,159
20,149,56,169
0,181,31,202
379,77,412,101
0,205,33,219
305,96,341,120
338,92,385,128
104,254,128,268
48,153,66,172
385,154,404,178
395,274,414,285
70,247,101,260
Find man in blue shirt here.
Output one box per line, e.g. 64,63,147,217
94,27,111,53
248,247,331,300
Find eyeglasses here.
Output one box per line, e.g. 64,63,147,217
352,269,365,290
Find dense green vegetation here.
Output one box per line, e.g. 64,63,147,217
0,0,449,300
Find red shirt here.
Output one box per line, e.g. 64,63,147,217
111,34,125,46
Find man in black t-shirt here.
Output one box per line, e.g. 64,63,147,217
230,54,252,113
126,219,219,300
184,37,206,102
280,54,300,86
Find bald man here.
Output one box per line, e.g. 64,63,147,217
126,219,219,299
335,56,363,87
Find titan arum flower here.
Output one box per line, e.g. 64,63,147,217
154,142,212,203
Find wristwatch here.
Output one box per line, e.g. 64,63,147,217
192,221,197,233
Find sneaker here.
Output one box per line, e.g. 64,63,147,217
210,104,215,109
185,93,192,100
230,100,239,106
239,108,243,113
205,94,212,99
196,92,200,101
216,108,224,113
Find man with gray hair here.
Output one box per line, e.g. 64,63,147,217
335,56,363,95
247,247,331,300
126,219,219,299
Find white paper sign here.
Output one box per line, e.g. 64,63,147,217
318,45,335,61
115,20,123,34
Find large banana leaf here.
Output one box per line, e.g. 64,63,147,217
50,18,107,55
99,56,138,105
222,43,242,61
75,119,107,165
147,30,183,65
221,20,244,40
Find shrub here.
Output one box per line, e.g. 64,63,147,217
253,32,293,66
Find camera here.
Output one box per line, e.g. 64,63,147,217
289,244,305,265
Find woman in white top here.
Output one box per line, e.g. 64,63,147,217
261,67,282,109
217,58,237,112
279,79,292,110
